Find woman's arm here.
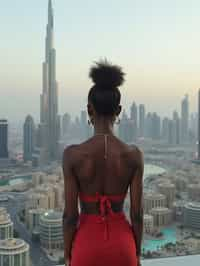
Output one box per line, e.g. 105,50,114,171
62,146,79,264
129,147,144,262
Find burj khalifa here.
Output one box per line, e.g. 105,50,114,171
40,0,59,161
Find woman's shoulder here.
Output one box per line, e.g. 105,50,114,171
121,143,143,158
63,142,90,161
120,144,143,170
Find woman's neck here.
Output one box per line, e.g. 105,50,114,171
93,118,114,135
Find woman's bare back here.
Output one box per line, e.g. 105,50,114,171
70,134,140,196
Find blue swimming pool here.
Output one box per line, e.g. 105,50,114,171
143,227,177,252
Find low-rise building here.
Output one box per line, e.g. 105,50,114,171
0,208,13,240
150,207,172,227
39,210,63,250
0,238,30,266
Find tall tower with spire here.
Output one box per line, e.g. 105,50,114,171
198,89,200,160
40,0,59,161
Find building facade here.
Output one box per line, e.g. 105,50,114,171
144,214,154,234
0,239,30,266
39,0,60,161
184,202,200,230
0,208,13,240
157,183,176,209
144,192,166,214
23,115,35,162
150,207,172,227
0,120,8,159
39,210,63,250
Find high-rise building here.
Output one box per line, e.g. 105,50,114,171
184,202,200,230
130,102,138,140
0,119,8,158
145,113,153,138
161,117,169,141
173,111,180,145
0,239,30,266
167,120,176,145
181,94,189,144
198,89,200,160
62,113,71,137
152,112,161,140
139,104,145,138
119,110,134,143
23,115,35,162
39,0,59,161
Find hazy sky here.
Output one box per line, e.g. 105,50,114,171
1,0,200,123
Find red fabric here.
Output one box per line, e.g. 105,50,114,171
69,193,137,266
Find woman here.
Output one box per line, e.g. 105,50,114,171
62,60,144,266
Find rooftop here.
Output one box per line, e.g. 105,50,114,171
41,210,62,221
0,238,28,250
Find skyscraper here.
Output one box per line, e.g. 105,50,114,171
181,94,189,144
62,113,71,137
173,110,180,145
40,0,59,161
130,102,138,140
139,104,145,138
152,112,161,140
0,120,8,159
23,115,36,162
198,89,200,160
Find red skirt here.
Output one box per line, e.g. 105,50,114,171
70,212,137,266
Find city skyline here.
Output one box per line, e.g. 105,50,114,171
1,0,200,122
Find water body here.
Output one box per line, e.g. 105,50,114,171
0,175,32,186
143,227,177,252
144,164,166,179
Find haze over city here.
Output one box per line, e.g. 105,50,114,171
1,0,200,122
1,1,200,266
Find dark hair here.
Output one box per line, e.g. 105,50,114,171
88,60,125,116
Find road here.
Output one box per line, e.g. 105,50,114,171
0,192,57,266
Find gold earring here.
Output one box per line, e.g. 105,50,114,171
115,117,121,124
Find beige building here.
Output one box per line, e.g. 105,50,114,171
39,210,63,250
26,184,56,212
53,184,64,209
144,214,154,234
0,238,30,266
150,207,172,227
35,185,55,209
0,208,13,240
32,172,45,187
157,183,176,209
144,192,166,214
26,193,49,211
187,184,200,202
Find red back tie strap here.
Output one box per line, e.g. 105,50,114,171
96,192,114,241
79,192,125,241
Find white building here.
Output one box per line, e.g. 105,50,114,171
0,238,30,266
39,210,63,250
0,208,13,240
